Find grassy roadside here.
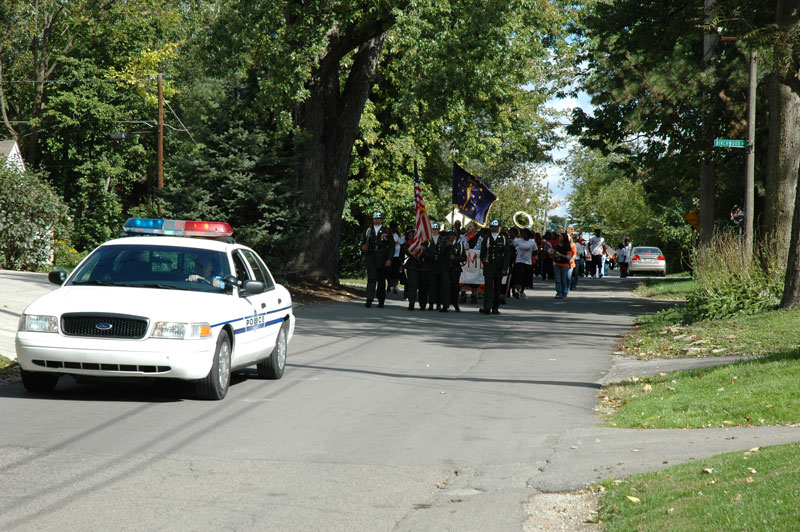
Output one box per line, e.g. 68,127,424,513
633,278,695,300
609,279,800,428
0,354,18,380
597,443,800,531
598,278,800,530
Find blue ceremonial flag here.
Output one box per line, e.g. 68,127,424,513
451,162,497,227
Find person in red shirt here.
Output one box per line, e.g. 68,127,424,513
552,232,576,299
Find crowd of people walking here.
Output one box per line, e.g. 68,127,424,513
360,211,632,314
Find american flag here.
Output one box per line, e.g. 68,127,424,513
407,160,432,258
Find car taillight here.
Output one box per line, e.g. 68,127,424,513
632,255,640,260
658,255,665,261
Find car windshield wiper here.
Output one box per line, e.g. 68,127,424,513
139,283,188,290
71,280,126,286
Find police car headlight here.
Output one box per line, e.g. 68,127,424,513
19,314,59,333
152,322,212,339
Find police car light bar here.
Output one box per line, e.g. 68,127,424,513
123,218,234,238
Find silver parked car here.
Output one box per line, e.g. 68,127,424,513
628,246,666,277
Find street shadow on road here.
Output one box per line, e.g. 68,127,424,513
293,277,677,353
0,373,259,402
281,362,603,389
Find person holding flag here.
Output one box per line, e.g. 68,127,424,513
406,160,433,258
405,160,434,310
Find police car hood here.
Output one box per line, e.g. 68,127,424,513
24,285,234,322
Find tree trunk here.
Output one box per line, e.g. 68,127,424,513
781,172,800,307
776,0,800,308
764,73,800,257
286,34,387,283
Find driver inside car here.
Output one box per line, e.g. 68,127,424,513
186,254,225,289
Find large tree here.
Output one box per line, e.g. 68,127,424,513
569,0,766,247
215,0,573,282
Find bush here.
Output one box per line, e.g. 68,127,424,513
0,165,72,270
686,231,784,320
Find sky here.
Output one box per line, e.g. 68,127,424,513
541,91,593,217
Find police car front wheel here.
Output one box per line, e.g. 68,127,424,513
21,369,60,393
196,330,232,400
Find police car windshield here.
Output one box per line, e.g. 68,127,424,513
69,244,232,293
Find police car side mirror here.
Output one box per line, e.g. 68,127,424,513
241,280,266,296
48,270,67,286
223,275,239,294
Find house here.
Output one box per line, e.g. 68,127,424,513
0,140,26,172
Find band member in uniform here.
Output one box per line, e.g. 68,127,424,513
479,218,511,315
421,222,447,310
444,230,467,312
401,228,421,311
361,211,393,308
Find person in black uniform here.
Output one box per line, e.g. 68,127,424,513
444,230,466,312
361,211,393,308
479,218,511,315
400,228,421,311
420,222,447,311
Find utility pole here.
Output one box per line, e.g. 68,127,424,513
157,73,164,215
699,0,718,246
744,49,756,260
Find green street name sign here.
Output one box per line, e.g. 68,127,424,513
714,139,747,148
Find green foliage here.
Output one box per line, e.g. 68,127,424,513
568,0,772,239
686,231,785,320
4,0,190,252
52,240,88,271
0,166,71,270
164,121,305,275
562,145,691,260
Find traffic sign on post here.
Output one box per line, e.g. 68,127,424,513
714,139,747,148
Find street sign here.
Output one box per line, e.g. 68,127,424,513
714,139,747,148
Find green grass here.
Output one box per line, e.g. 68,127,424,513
634,279,696,300
608,305,800,428
603,349,800,428
598,443,800,531
339,277,367,288
620,306,800,360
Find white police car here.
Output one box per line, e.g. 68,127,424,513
15,218,294,400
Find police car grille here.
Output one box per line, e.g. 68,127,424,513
62,315,148,339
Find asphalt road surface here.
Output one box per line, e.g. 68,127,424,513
1,271,798,531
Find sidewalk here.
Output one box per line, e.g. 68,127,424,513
0,269,56,360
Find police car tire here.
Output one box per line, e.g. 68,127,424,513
196,330,231,400
257,322,287,380
21,370,59,393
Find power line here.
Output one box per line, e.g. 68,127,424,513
0,77,162,84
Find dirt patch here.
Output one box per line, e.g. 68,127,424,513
524,490,601,531
0,360,20,386
281,277,365,306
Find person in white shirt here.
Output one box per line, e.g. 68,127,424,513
588,229,607,278
618,236,632,278
571,234,586,290
512,229,537,298
388,221,403,294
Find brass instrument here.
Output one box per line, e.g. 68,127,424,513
513,211,534,229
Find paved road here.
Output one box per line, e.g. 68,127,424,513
1,271,798,531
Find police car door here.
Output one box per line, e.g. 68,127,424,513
235,248,282,365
